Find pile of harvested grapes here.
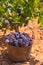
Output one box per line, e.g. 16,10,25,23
5,32,33,47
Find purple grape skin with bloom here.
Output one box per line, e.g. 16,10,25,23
9,38,13,45
15,32,20,38
22,33,29,37
3,19,9,26
17,7,22,13
5,32,33,47
13,39,18,47
18,39,23,45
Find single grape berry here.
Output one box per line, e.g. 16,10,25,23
3,19,9,26
17,7,22,13
22,33,28,37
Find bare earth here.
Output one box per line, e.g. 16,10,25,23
0,18,43,65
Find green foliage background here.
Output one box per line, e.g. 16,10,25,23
0,0,43,30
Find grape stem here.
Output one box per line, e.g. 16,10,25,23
14,26,19,32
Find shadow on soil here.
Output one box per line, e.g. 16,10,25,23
41,62,43,65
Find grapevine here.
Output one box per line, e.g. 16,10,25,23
0,0,43,33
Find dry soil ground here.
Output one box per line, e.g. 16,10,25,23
0,18,43,65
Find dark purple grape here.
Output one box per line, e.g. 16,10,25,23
13,38,16,42
22,33,28,37
18,43,21,47
3,19,9,26
17,38,24,47
18,39,22,43
15,32,20,35
27,37,31,41
15,32,20,38
24,42,28,47
21,35,27,40
22,33,27,35
16,35,20,39
13,40,18,47
17,7,22,13
19,34,24,38
9,38,13,44
22,41,25,45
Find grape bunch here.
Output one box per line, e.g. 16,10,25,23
5,32,33,47
17,7,25,17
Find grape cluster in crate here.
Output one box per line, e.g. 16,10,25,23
5,32,33,47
